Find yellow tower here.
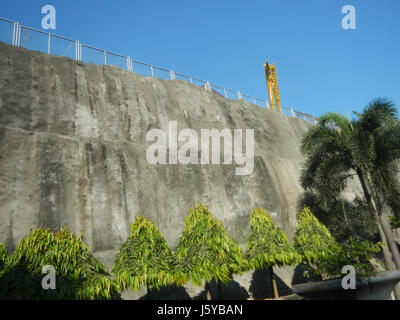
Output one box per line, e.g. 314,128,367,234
264,62,282,113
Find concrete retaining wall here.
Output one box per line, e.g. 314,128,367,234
0,42,356,299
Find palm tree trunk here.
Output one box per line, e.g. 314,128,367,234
378,207,400,269
268,266,279,299
363,170,400,269
357,169,400,265
376,221,400,299
356,169,400,299
205,282,212,300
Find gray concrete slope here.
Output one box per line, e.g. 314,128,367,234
0,41,335,298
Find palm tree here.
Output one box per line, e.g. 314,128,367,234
300,98,400,297
246,208,300,298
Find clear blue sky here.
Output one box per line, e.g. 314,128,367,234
1,0,399,118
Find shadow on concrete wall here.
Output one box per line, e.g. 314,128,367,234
291,264,322,286
193,276,249,300
138,284,192,300
131,269,301,300
249,267,292,299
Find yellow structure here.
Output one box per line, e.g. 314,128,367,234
264,62,282,113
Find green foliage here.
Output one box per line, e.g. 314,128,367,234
294,207,341,266
300,98,400,235
300,193,379,242
390,216,400,229
0,228,116,300
246,208,301,269
0,243,7,271
176,202,248,286
294,207,382,278
326,237,382,277
112,216,185,292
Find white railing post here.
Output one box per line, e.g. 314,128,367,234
290,107,296,117
224,88,227,98
170,70,175,80
265,100,270,110
151,66,154,77
16,23,21,47
127,56,133,72
75,40,79,60
12,22,16,46
190,77,193,84
238,91,242,100
75,41,82,61
104,50,107,65
47,33,51,54
205,81,212,92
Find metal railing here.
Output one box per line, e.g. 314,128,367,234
0,17,319,124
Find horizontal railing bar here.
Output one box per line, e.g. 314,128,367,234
210,83,227,90
152,65,171,73
131,60,152,67
224,87,238,93
174,72,191,79
20,25,49,35
0,17,15,24
48,33,75,42
242,94,256,99
81,43,105,52
106,51,127,59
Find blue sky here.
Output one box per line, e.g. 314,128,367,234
1,0,399,118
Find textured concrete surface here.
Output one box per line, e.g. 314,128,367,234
0,42,360,299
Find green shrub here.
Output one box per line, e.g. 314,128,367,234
0,228,116,300
176,203,248,291
246,208,301,269
0,243,7,271
112,216,186,293
294,207,341,267
246,208,300,298
294,207,381,278
322,237,382,277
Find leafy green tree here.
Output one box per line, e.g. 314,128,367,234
300,193,379,243
0,228,116,300
294,207,341,279
176,203,248,300
300,98,400,285
112,216,186,299
0,243,7,271
245,208,301,298
327,237,382,277
294,207,382,279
